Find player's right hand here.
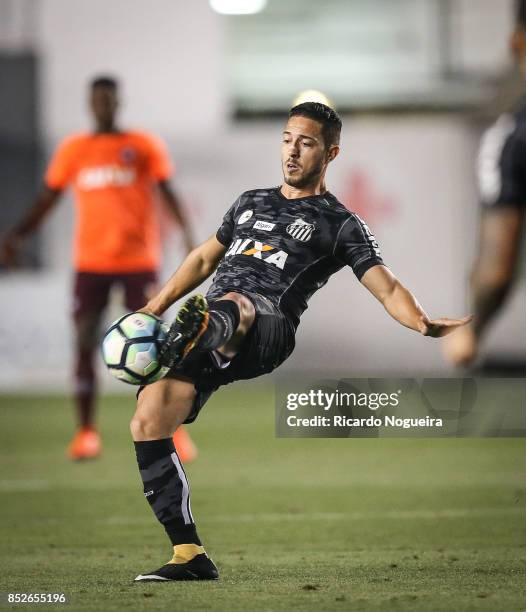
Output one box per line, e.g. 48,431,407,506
442,324,479,367
136,306,158,317
0,232,23,267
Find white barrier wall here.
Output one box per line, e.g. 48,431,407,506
0,0,524,391
3,115,525,391
37,0,226,139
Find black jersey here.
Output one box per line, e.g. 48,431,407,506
207,187,384,329
477,97,526,210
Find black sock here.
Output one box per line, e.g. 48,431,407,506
134,438,201,546
198,299,241,351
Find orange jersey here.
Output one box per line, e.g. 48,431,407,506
45,131,173,273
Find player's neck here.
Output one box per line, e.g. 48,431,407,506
94,123,120,134
280,181,327,200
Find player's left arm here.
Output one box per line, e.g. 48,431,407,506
144,132,195,254
470,206,523,335
157,180,195,254
443,121,526,366
360,264,472,337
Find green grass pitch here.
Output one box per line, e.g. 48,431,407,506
1,383,525,611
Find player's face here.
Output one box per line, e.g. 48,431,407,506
282,116,331,189
90,86,118,127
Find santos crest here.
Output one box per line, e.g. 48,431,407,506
286,219,315,242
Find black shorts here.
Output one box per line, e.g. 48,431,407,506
160,292,296,424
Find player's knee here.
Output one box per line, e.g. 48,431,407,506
220,292,255,328
75,328,96,349
130,413,161,440
129,415,144,439
74,316,100,353
131,393,155,439
131,380,193,440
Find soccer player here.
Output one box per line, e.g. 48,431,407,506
1,76,197,462
444,1,526,367
130,102,471,581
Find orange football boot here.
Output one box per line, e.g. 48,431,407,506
67,427,102,460
173,426,198,463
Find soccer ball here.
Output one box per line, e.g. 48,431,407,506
102,312,170,385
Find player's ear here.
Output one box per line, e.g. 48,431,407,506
326,145,339,163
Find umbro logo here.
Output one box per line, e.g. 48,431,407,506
237,210,253,224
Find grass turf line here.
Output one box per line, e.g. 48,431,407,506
0,384,525,611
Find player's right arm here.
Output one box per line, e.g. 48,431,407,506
1,134,78,267
1,186,62,266
141,194,239,316
142,235,227,316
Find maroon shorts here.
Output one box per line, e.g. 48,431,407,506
73,271,158,317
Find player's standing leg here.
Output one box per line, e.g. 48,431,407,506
132,292,255,581
122,271,199,463
67,273,111,460
171,411,198,462
131,378,217,580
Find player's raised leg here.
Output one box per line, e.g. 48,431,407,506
160,291,256,368
130,377,218,581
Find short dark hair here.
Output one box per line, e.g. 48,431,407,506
288,102,342,147
517,0,526,28
90,75,118,90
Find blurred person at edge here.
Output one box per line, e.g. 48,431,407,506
0,76,198,462
445,0,526,368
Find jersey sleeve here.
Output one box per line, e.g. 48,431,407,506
216,195,242,247
145,134,173,181
334,214,384,280
478,115,526,210
44,137,78,190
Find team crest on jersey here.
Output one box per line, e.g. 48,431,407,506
120,147,136,163
286,218,315,242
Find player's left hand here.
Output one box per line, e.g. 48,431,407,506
442,324,479,366
0,232,23,267
420,315,473,338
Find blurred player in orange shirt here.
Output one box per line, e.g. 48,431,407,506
1,76,198,462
